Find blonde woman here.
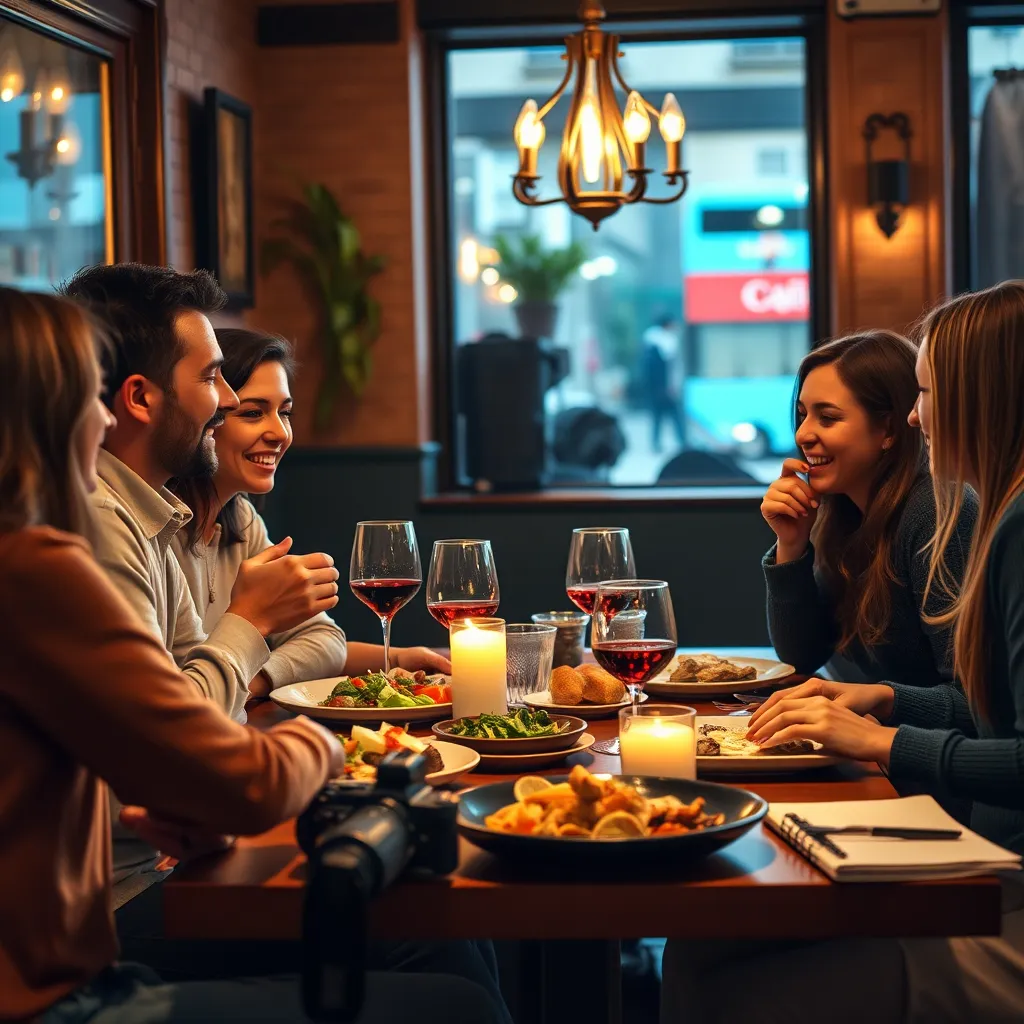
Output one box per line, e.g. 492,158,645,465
0,287,503,1024
664,284,1024,1023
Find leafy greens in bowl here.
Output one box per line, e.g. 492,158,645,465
432,709,586,755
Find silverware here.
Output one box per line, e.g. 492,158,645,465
711,701,755,712
783,813,962,859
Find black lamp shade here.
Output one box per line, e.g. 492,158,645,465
867,158,909,208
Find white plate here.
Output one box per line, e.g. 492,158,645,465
522,689,649,718
474,733,597,772
646,654,796,697
271,677,451,723
695,715,837,774
332,740,480,787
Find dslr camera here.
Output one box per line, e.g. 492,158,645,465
296,749,459,1022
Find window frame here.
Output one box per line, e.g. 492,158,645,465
950,3,1024,293
0,0,167,268
424,13,830,494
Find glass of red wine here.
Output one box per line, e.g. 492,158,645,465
565,527,636,615
590,579,677,755
425,539,500,629
349,521,422,673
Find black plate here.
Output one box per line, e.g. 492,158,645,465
458,774,767,869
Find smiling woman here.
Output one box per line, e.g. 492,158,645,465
169,327,450,697
759,330,978,689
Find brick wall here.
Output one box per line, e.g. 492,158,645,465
249,0,428,447
162,0,428,446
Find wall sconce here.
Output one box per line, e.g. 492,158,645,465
863,112,912,239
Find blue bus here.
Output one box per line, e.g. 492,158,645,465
680,183,810,459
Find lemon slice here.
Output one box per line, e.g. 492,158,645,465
591,811,646,839
513,776,553,802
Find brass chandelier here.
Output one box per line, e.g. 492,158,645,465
512,0,689,230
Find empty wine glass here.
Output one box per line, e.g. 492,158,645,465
565,527,636,615
349,521,422,673
425,539,500,629
590,579,677,755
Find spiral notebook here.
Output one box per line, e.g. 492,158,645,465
767,795,1021,882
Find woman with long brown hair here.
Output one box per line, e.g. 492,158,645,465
717,283,1024,1021
761,329,977,687
168,327,448,699
0,286,504,1024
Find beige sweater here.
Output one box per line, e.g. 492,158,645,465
171,498,347,689
0,527,338,1021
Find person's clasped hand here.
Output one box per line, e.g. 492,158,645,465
119,806,235,862
745,677,898,767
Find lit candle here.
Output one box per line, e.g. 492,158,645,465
450,618,508,719
619,705,696,779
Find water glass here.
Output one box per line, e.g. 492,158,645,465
505,623,557,706
530,610,589,668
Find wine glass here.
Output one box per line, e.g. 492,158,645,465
349,521,422,673
425,539,500,629
590,579,677,755
565,527,636,615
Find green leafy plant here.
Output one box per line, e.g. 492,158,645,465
261,182,386,430
490,234,587,303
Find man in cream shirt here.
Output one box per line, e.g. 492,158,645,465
62,263,340,912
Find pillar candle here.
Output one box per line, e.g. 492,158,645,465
619,717,696,779
450,620,508,719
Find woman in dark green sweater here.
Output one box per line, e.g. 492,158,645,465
728,282,1024,1021
761,329,977,686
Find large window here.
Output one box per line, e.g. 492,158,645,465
443,31,813,489
0,16,110,289
965,19,1024,289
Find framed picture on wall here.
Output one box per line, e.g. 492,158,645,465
200,87,254,307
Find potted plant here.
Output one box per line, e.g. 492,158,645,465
262,182,386,431
491,233,587,339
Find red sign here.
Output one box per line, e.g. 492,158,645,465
685,272,810,323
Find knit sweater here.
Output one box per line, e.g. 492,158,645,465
888,491,1024,856
0,528,337,1020
763,475,978,687
171,498,347,689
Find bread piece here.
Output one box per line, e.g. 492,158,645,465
577,664,626,704
550,665,585,705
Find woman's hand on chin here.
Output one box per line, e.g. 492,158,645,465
745,695,897,767
394,646,452,674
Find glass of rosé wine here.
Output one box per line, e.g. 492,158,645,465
564,527,636,616
590,579,677,755
425,539,500,630
349,521,422,673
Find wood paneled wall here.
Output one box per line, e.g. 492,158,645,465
827,7,951,337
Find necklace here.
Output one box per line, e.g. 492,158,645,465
205,543,217,605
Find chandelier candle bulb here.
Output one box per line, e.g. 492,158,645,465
514,99,544,177
624,90,651,169
660,93,686,175
619,705,696,780
450,618,508,720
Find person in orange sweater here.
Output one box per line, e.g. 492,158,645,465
0,286,505,1024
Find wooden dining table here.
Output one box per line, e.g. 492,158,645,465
162,648,1002,1022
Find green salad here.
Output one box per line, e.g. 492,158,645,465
447,708,566,739
320,670,443,710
